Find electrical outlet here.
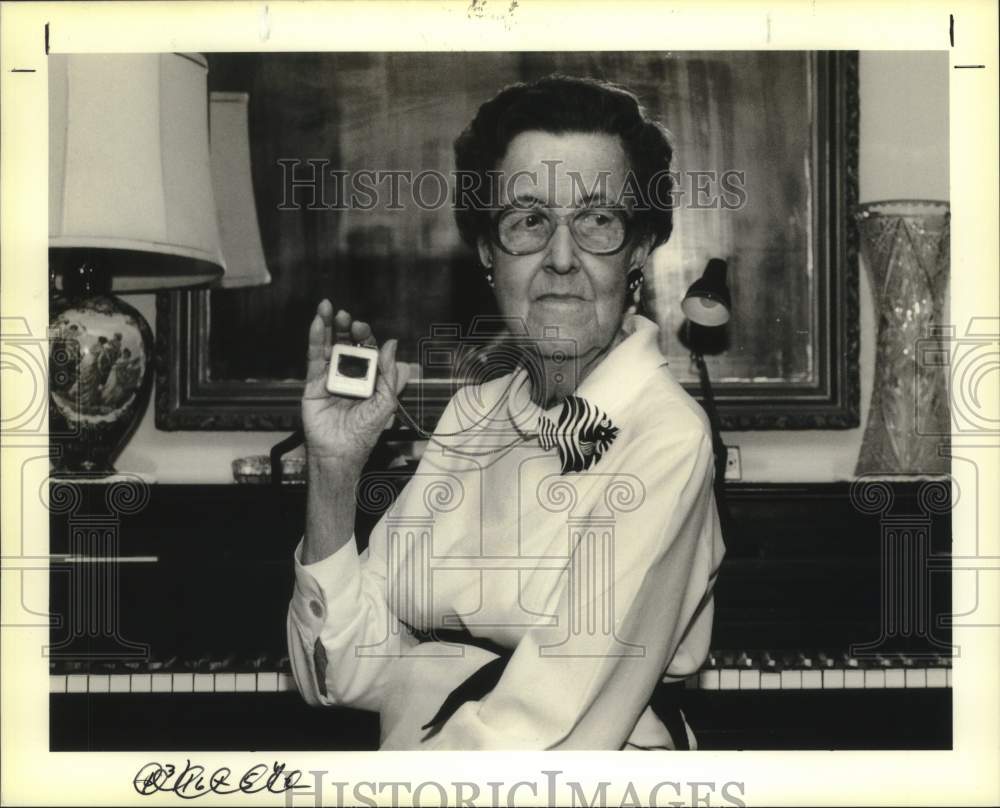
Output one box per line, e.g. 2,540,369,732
724,446,742,481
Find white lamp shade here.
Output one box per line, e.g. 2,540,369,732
49,53,226,291
209,92,272,288
681,295,731,327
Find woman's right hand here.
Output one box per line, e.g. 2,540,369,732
302,299,408,468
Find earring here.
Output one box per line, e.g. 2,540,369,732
483,249,495,288
627,268,644,292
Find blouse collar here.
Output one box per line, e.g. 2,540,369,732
505,314,668,436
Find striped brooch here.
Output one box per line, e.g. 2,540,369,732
537,396,619,474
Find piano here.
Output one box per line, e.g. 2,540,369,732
48,477,952,750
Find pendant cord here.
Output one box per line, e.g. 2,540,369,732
392,375,536,459
272,369,538,480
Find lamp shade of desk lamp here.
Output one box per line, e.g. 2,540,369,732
209,92,272,289
48,53,225,476
681,258,732,327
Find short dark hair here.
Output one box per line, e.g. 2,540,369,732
453,74,675,251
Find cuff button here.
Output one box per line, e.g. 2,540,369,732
309,600,324,618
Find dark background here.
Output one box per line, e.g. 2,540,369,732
204,51,814,385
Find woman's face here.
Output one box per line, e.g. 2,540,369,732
478,131,651,367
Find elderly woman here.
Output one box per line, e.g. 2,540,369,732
287,75,725,750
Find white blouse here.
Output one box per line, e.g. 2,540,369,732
287,314,726,750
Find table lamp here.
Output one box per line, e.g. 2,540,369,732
48,53,225,477
208,92,272,289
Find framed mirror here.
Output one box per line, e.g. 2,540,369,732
156,50,858,432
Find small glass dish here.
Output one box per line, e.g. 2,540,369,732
232,454,306,484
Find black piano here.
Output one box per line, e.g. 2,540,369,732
49,476,952,750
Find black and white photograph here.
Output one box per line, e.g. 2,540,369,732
1,2,997,806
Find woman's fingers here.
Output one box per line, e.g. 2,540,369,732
330,306,377,347
351,320,376,347
393,361,411,396
319,299,334,359
333,308,352,344
305,307,330,383
305,301,402,413
372,339,399,409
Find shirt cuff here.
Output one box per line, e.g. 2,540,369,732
289,535,363,637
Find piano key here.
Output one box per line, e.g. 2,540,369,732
844,669,865,688
719,669,740,690
698,669,720,690
88,674,110,694
184,657,210,673
864,669,886,689
885,668,906,688
106,674,129,693
257,672,279,693
248,653,270,671
47,654,956,695
193,673,215,693
173,673,194,693
131,674,152,693
149,655,178,672
780,669,802,689
209,655,236,672
801,669,823,689
235,673,257,692
760,672,781,690
926,668,947,688
67,674,88,693
215,673,236,693
823,669,845,689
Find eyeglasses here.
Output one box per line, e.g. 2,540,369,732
492,206,631,256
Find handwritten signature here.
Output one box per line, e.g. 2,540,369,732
134,760,303,798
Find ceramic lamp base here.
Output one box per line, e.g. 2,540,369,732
49,293,153,477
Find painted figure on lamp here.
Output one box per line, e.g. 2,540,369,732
48,295,152,474
51,310,145,420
